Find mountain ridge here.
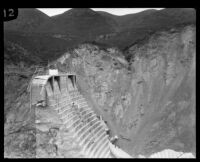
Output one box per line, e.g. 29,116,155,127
4,8,196,35
4,8,196,65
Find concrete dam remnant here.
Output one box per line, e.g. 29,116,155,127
30,69,132,158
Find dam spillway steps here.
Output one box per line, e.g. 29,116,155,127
31,73,111,158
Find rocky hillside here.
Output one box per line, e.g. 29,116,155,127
52,24,196,156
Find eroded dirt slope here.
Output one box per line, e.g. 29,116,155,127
54,25,196,157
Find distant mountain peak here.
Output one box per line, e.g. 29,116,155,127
18,8,49,18
63,8,97,16
71,8,93,11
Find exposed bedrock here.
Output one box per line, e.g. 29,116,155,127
54,25,196,157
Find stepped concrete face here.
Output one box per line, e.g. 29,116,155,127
31,73,112,158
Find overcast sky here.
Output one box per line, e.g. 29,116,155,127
37,8,164,16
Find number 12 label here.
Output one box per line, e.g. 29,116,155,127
3,8,18,21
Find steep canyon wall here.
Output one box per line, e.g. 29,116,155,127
54,25,196,156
